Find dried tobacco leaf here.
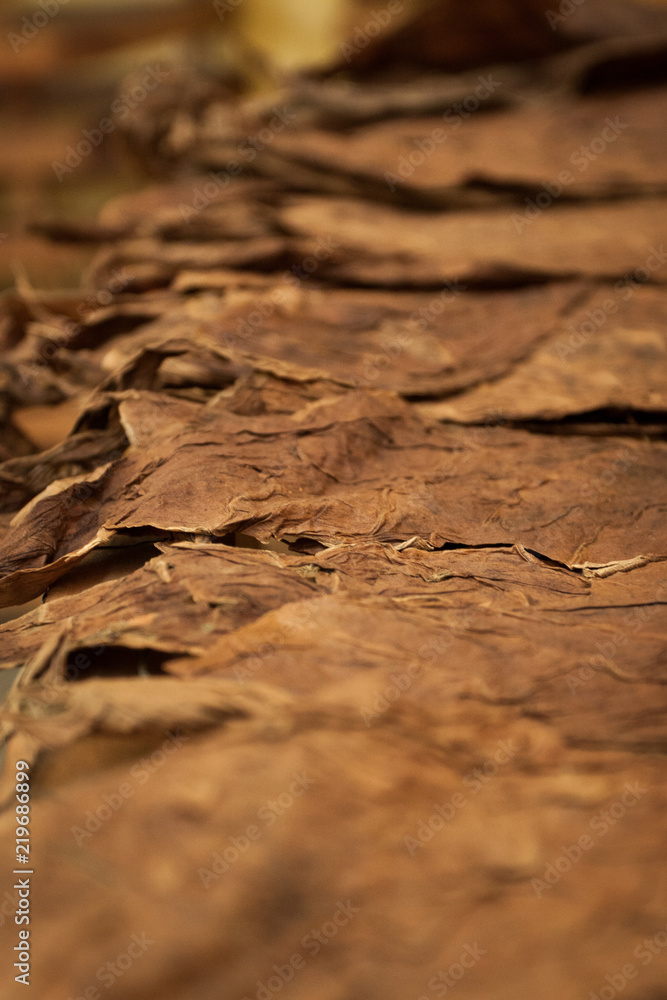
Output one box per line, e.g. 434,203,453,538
1,5,667,1000
1,381,666,611
0,543,324,670
1,697,666,1000
268,87,667,201
56,281,587,398
278,195,667,286
418,283,667,422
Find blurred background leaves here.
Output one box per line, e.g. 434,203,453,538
2,0,667,290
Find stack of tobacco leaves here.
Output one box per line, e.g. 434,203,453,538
1,2,666,997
